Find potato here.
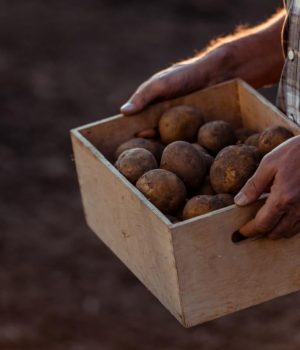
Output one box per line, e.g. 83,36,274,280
136,169,186,215
135,128,158,139
197,120,236,154
210,144,259,194
192,143,208,154
258,125,294,155
115,148,157,184
235,128,256,143
159,105,203,144
182,195,224,220
115,138,164,161
160,141,207,190
197,176,215,195
192,143,214,170
244,133,261,147
215,193,234,206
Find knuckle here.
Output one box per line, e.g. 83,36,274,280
279,191,295,207
255,220,272,234
136,79,166,101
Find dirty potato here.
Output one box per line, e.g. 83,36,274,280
210,144,259,194
196,176,215,195
159,105,203,144
115,138,164,161
160,141,207,190
215,193,234,206
235,128,256,143
115,148,157,184
258,125,294,155
136,169,186,215
182,195,224,220
192,143,214,170
197,120,236,154
244,133,261,147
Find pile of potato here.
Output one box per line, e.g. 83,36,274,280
114,105,294,222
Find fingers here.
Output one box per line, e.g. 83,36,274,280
268,215,300,240
120,62,197,116
121,78,166,116
239,195,285,237
234,156,275,206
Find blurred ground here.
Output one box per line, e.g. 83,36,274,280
1,0,300,349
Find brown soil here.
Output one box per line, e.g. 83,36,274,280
1,1,299,349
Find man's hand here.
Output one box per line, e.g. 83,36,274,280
121,11,285,116
234,135,300,239
120,47,232,115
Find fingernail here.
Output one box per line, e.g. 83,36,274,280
234,192,248,206
232,231,247,243
121,102,135,113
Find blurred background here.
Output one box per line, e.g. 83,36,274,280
1,0,300,349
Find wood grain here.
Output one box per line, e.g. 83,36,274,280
171,199,300,327
71,131,183,323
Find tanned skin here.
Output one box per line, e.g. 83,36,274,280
121,10,300,239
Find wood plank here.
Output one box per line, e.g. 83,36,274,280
171,199,300,327
238,80,300,134
71,130,184,323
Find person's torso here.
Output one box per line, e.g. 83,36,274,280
277,0,300,125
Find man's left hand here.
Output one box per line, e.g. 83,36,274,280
234,135,300,239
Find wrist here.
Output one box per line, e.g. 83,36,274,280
192,43,235,88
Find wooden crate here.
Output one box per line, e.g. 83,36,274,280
71,79,300,327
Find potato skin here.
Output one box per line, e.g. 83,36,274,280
182,195,224,220
136,169,186,215
215,193,234,206
258,125,294,155
210,144,259,194
197,120,236,154
115,138,163,161
115,148,157,184
192,143,208,154
159,105,203,144
192,143,214,170
235,128,256,143
196,176,215,195
244,133,261,147
160,141,207,190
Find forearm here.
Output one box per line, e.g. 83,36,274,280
121,10,286,114
187,10,286,89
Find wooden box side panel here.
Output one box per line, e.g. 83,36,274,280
238,80,300,134
71,132,183,322
171,83,300,327
78,79,242,160
171,202,300,327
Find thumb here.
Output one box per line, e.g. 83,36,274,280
121,81,163,116
234,160,275,206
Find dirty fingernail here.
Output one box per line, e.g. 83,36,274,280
232,231,247,243
121,102,135,113
234,192,248,206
